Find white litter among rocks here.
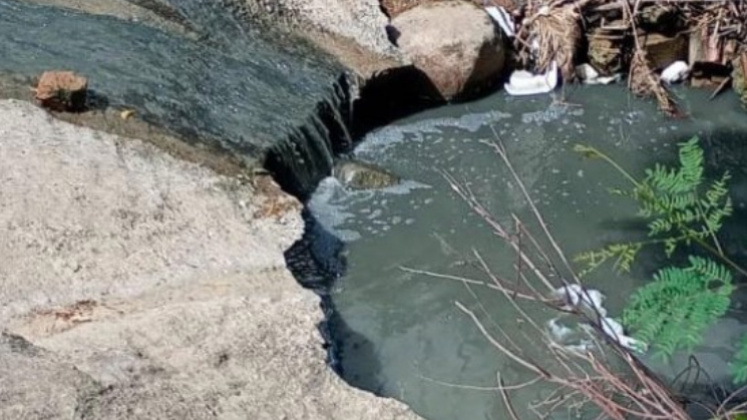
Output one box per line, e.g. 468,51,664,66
504,60,559,96
485,5,562,96
660,60,690,84
484,5,515,37
576,63,621,85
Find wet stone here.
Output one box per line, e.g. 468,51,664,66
333,159,401,190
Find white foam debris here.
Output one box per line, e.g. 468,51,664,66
355,110,511,157
308,177,431,243
549,284,648,354
547,317,574,341
521,102,584,124
308,177,363,242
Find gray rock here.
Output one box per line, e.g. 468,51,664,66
391,1,507,100
0,333,101,420
18,0,194,35
232,0,399,57
0,100,423,420
334,159,402,189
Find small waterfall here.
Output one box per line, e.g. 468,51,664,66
266,73,356,199
0,0,357,198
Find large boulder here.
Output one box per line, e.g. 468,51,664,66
233,0,405,76
0,99,423,420
390,1,507,100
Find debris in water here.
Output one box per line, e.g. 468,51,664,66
552,284,607,317
629,49,681,118
550,285,649,354
333,159,401,190
594,318,648,353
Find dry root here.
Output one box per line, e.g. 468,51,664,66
629,48,681,117
517,2,586,81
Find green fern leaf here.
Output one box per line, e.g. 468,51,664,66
664,238,677,258
574,242,642,276
622,257,732,359
732,334,747,384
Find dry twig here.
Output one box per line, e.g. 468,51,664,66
406,133,747,419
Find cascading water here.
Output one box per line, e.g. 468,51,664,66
9,1,747,418
0,0,353,197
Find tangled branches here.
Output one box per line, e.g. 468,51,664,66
515,1,588,81
406,133,747,419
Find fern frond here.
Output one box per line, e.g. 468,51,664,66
574,136,739,368
704,172,731,209
732,334,747,384
664,238,677,257
574,242,642,276
676,137,704,190
622,257,733,359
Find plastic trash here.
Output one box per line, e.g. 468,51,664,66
484,6,515,37
576,63,620,85
660,60,690,84
552,283,607,317
504,61,559,96
550,284,649,354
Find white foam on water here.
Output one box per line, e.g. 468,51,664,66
308,176,432,243
521,102,584,124
355,110,512,158
308,177,362,242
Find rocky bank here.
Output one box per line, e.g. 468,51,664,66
0,99,421,420
0,0,515,417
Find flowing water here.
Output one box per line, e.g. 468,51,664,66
308,86,747,420
0,0,351,196
7,1,747,416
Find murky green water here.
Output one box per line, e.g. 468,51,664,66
310,86,747,419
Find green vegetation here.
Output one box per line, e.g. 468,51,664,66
573,136,747,383
622,256,732,358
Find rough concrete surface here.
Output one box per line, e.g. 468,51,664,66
287,0,396,56
20,0,193,36
241,0,397,57
232,0,409,78
0,99,422,420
